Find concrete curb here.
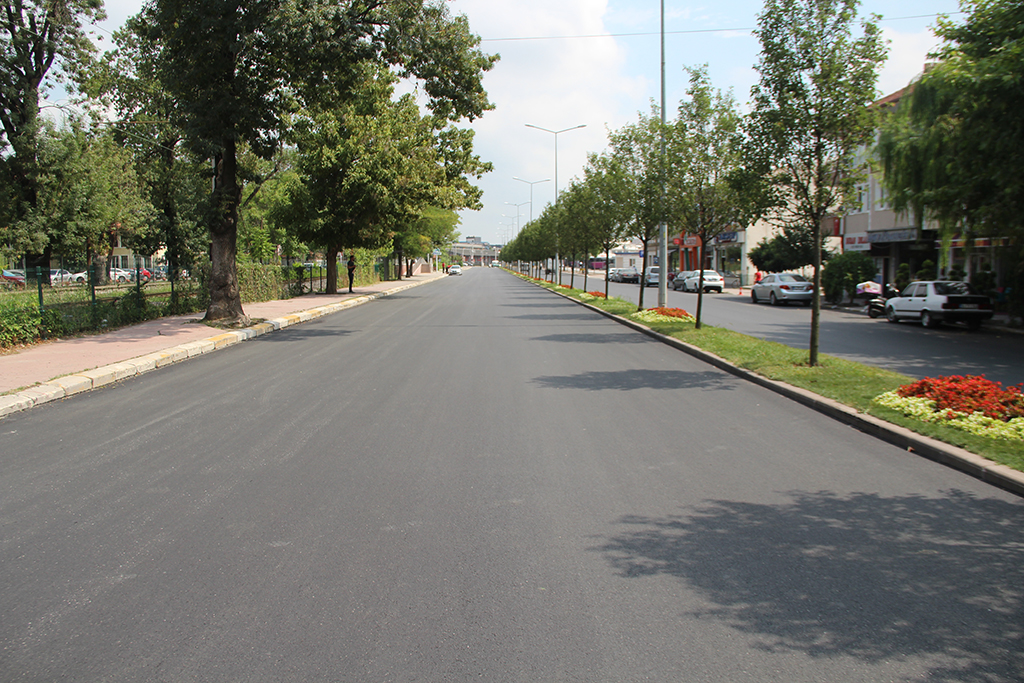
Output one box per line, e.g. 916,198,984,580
0,276,442,420
533,277,1024,499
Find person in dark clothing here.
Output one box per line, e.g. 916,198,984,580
346,255,356,293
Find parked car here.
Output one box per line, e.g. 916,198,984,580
884,280,993,330
642,266,660,287
671,270,695,291
49,268,75,284
1,269,25,288
448,264,462,275
607,268,623,282
751,273,814,305
617,266,640,283
681,270,724,293
109,268,133,283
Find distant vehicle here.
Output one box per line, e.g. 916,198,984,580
682,270,723,293
643,266,660,287
448,265,462,275
109,268,132,283
671,270,694,291
50,268,75,284
616,266,640,283
751,273,813,306
885,280,993,330
1,269,25,287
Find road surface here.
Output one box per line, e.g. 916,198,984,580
2,268,1022,682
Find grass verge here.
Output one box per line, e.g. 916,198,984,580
522,275,1024,473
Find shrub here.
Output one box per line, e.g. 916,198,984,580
821,251,877,304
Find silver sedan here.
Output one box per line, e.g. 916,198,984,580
751,273,814,306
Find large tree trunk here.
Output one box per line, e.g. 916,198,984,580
325,245,339,294
206,140,249,325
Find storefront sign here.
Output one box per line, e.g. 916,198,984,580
714,231,738,243
868,228,918,243
843,233,871,251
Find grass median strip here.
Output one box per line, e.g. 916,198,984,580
524,275,1023,472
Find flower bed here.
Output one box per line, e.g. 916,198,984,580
874,375,1024,441
630,307,695,324
578,291,607,301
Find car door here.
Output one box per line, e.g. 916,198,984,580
896,283,926,317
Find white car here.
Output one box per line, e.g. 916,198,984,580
885,280,993,330
682,270,723,293
448,265,462,275
643,266,660,287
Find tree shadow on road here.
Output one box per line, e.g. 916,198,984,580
591,490,1024,682
530,333,649,345
532,369,735,392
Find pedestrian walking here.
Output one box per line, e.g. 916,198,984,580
346,254,356,293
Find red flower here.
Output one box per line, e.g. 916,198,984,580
896,375,1024,422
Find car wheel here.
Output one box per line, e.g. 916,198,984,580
751,290,758,303
921,310,940,328
886,306,899,323
769,291,778,306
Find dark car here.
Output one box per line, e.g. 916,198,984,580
885,280,993,330
617,266,640,283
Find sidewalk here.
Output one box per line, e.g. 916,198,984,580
0,272,447,416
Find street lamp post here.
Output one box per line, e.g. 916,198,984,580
512,176,549,224
525,124,586,282
504,201,530,238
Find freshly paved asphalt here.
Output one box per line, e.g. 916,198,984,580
1,268,1022,681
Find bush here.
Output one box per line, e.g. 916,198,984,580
821,251,877,304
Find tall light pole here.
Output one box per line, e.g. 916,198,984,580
512,176,549,224
525,124,586,282
658,0,668,308
504,202,530,237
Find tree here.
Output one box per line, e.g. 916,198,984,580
87,15,210,283
286,63,474,293
876,0,1024,319
582,153,631,298
665,66,750,328
745,0,886,365
607,105,665,311
878,0,1024,240
145,0,496,323
747,223,832,274
24,120,153,280
0,0,105,273
820,250,876,304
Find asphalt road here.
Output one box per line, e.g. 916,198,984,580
2,268,1022,682
575,273,1024,386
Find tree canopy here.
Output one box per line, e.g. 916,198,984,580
877,0,1024,242
144,0,497,323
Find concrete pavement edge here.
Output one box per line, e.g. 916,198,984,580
0,275,443,420
533,277,1024,499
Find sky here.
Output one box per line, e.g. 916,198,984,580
87,0,965,246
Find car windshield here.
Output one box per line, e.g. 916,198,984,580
778,274,807,282
934,281,977,296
